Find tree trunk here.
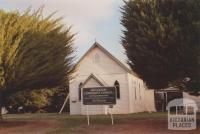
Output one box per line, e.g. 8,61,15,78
0,91,3,121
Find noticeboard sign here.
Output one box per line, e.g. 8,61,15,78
83,87,116,105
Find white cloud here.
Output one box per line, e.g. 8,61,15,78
1,0,124,59
51,1,119,47
14,0,119,45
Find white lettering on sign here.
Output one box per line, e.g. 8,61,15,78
83,87,116,105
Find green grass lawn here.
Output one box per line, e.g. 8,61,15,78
1,112,199,134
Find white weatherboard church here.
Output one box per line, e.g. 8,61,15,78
69,42,155,115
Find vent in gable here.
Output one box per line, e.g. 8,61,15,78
93,53,100,63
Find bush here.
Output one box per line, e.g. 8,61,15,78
5,86,69,113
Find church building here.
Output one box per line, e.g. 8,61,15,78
69,42,156,115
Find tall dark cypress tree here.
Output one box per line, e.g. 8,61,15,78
121,0,200,95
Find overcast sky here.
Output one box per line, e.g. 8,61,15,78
0,0,126,62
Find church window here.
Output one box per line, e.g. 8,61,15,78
135,82,137,100
139,83,142,100
114,80,120,99
79,82,83,101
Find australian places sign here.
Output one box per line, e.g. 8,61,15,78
83,87,116,105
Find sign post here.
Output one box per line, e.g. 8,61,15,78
109,105,114,125
86,105,90,126
83,87,116,125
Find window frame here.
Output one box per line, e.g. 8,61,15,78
78,82,83,101
114,80,120,99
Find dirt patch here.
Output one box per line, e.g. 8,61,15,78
70,119,200,134
0,120,58,134
0,117,199,134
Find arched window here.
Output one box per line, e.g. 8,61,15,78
134,82,137,100
139,83,142,100
79,83,83,101
114,80,120,99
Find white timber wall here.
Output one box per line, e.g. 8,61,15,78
97,74,130,114
144,90,156,112
70,79,81,115
127,73,156,113
78,47,130,114
128,74,145,113
70,47,130,114
70,45,156,115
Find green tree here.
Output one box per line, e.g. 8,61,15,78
5,89,51,113
0,8,75,119
121,0,200,95
5,86,69,113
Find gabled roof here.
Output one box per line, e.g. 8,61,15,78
82,73,108,87
166,98,198,110
77,42,138,76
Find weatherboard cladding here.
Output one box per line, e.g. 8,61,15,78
69,42,155,115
